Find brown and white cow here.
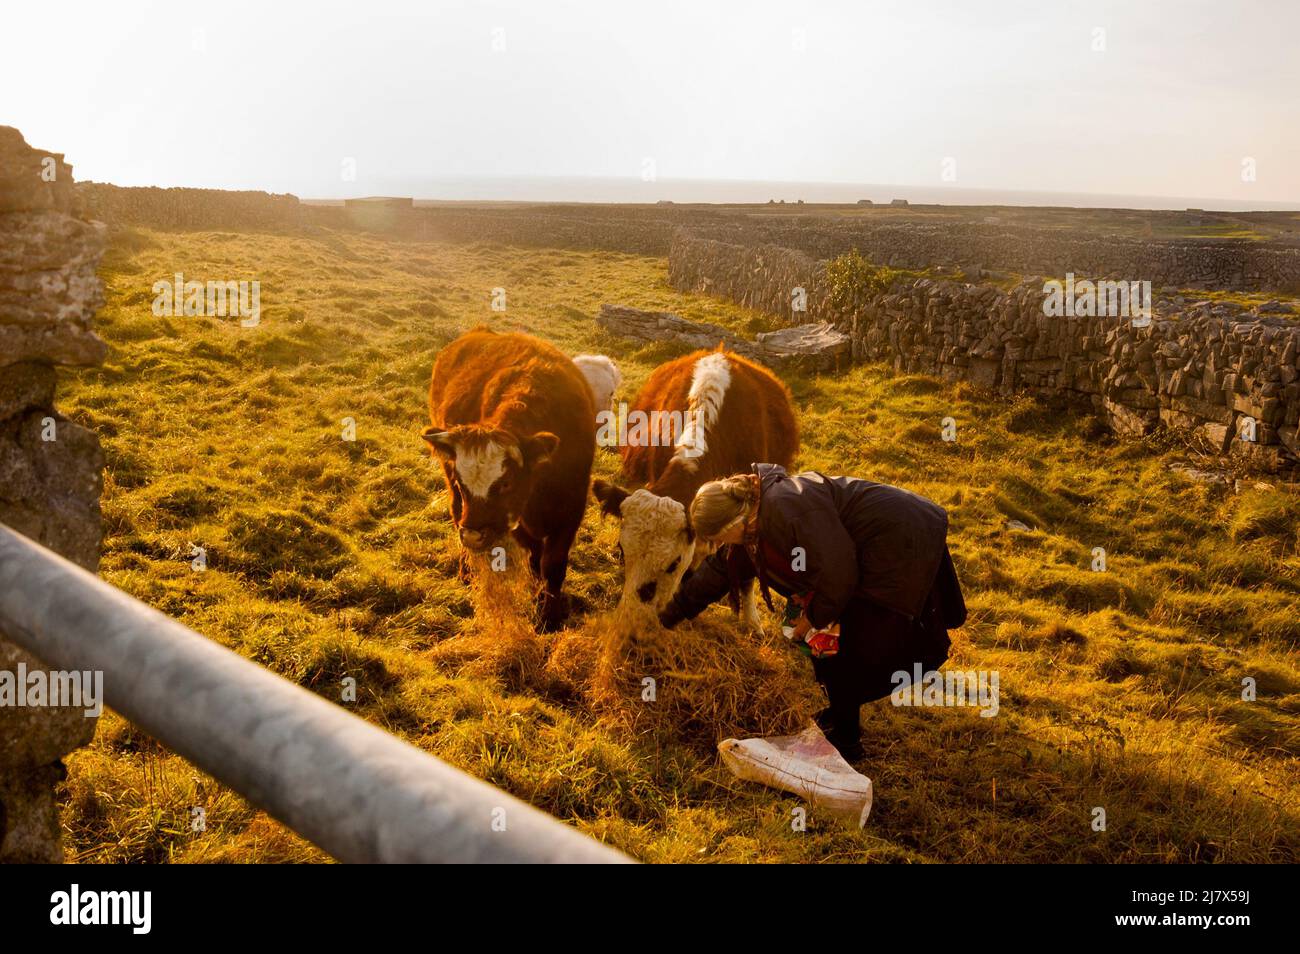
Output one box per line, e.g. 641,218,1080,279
424,327,602,630
592,348,798,625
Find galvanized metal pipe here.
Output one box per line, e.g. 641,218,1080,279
0,522,631,863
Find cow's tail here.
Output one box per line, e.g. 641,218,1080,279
572,354,621,413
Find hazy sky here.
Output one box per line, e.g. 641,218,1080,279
6,0,1298,204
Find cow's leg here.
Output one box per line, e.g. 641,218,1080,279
536,524,579,632
741,579,763,632
511,524,544,580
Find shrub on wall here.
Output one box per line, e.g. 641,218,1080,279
825,248,901,310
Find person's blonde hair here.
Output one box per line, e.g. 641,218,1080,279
689,474,759,540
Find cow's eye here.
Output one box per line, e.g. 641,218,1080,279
665,556,680,574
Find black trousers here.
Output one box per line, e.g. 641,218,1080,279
810,587,951,737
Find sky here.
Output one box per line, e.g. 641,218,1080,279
5,0,1299,207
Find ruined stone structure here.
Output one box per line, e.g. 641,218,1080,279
0,126,106,861
669,233,1300,472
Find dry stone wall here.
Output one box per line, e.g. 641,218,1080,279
77,182,302,231
683,219,1300,294
387,209,1300,294
304,203,680,255
669,233,1300,472
75,188,1300,294
0,126,106,861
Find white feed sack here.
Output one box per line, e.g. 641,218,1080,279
719,724,873,828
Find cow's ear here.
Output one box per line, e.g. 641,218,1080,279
521,431,560,465
592,479,631,518
422,427,457,460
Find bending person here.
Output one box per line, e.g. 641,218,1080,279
659,463,966,760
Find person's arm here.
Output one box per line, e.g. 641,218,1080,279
786,516,859,630
659,546,750,628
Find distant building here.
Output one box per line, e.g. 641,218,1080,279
890,198,909,207
857,199,873,206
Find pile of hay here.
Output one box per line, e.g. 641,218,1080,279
430,544,822,745
546,605,822,747
428,542,547,692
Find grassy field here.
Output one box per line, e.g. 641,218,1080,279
56,225,1300,863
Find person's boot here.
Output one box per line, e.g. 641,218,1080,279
814,706,836,735
827,726,864,763
832,697,866,762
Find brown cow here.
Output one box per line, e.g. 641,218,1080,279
593,348,798,625
423,327,600,630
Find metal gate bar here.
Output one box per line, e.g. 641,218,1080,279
0,523,631,864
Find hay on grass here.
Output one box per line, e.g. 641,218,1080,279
429,542,821,745
428,541,547,691
546,605,822,748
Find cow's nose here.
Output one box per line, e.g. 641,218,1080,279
460,528,489,550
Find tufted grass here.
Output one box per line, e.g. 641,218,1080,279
56,225,1300,863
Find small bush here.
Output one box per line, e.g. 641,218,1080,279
825,248,903,310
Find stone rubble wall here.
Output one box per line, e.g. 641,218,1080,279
0,126,106,861
682,219,1300,294
53,181,1300,471
668,232,1300,472
76,186,1300,294
303,203,680,255
76,182,302,231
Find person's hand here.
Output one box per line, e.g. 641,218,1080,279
792,613,812,640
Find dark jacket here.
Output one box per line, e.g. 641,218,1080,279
662,464,964,629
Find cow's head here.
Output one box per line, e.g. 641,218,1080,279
423,424,559,551
592,480,695,615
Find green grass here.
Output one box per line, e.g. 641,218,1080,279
57,226,1300,863
1172,286,1298,314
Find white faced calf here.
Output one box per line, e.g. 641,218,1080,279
592,481,695,618
572,354,622,417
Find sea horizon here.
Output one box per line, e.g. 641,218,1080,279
291,175,1300,213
